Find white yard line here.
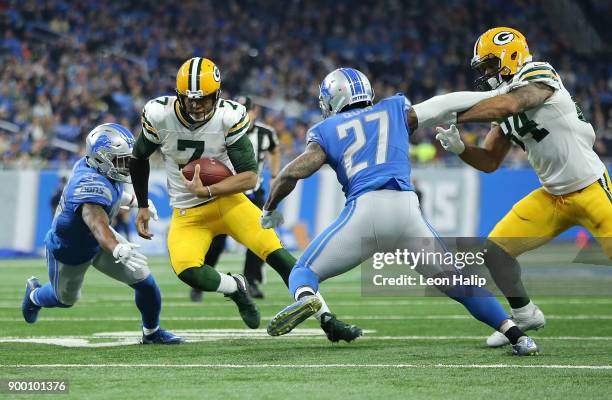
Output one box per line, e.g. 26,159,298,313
0,363,611,370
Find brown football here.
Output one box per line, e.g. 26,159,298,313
181,158,233,186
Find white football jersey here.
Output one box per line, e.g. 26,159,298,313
141,96,250,208
497,61,605,195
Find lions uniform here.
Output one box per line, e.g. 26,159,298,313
140,94,283,275
265,68,542,357
488,62,612,257
22,123,182,344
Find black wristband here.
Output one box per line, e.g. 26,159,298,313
129,157,150,208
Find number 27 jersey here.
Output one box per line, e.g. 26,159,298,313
307,94,414,203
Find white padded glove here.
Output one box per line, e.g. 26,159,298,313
120,194,159,221
260,209,284,229
435,124,465,155
112,242,148,272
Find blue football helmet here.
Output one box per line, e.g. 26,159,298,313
85,123,135,183
318,68,374,118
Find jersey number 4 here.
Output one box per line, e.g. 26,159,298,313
336,111,389,178
177,139,205,169
504,112,550,150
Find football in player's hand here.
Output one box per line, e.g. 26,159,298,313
182,158,233,185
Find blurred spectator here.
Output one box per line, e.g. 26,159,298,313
0,0,610,168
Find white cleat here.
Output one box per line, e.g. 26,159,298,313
487,304,546,347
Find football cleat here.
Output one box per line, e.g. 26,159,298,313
487,305,545,347
22,277,42,324
142,328,185,345
320,312,363,343
512,335,539,356
226,274,260,329
267,295,322,337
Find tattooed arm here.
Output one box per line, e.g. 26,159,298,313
457,83,555,123
264,142,326,210
80,203,119,253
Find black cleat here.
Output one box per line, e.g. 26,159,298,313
226,274,260,329
320,312,363,343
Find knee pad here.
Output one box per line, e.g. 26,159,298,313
56,289,78,307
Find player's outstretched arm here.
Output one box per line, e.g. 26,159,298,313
436,124,511,173
81,203,148,271
457,83,554,123
80,203,119,253
264,142,326,211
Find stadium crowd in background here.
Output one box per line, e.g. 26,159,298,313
1,0,611,168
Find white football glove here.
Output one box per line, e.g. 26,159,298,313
112,242,148,272
435,124,465,155
261,209,284,229
120,196,159,221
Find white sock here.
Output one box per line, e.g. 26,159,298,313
314,292,331,320
498,319,516,333
512,301,536,317
143,326,159,336
29,289,39,306
216,274,238,294
294,286,315,301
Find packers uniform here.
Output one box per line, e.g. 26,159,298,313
135,58,283,275
487,61,611,257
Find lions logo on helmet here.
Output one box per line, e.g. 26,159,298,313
85,123,135,183
318,67,374,118
471,27,531,90
176,57,221,122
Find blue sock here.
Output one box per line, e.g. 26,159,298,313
130,275,161,330
446,285,509,330
33,283,71,308
288,264,320,299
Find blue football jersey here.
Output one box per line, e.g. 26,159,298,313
307,94,414,202
45,158,123,265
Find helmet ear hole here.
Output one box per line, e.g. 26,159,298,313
510,52,518,60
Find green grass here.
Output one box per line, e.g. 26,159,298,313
1,251,611,400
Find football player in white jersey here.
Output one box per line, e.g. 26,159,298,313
431,27,612,347
129,57,362,342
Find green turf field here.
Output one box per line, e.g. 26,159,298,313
1,252,611,399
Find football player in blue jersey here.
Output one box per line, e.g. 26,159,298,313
21,123,183,344
261,67,538,355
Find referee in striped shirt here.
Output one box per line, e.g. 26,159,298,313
190,95,281,301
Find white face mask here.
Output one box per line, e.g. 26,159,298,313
487,75,503,89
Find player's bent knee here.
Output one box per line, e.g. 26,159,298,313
55,290,79,307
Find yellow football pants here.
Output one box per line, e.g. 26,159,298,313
167,193,283,275
490,171,612,258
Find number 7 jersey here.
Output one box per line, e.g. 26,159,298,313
141,96,249,208
497,61,605,195
307,94,414,202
